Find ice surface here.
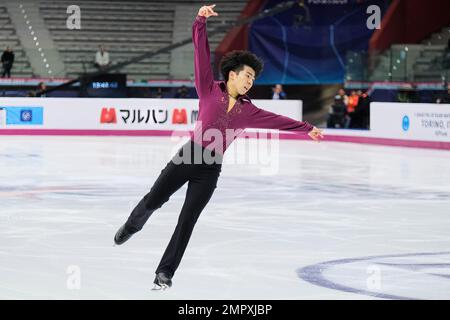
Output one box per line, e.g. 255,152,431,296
1,136,449,299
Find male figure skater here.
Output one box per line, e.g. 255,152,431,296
114,4,324,290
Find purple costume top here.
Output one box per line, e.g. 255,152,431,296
190,15,314,155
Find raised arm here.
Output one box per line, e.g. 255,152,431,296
192,5,218,98
246,105,324,141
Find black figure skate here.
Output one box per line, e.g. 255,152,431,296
114,224,134,245
152,272,172,290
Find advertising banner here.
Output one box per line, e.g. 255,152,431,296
370,102,450,142
0,98,303,131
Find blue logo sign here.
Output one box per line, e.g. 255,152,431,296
402,115,409,131
21,110,33,122
4,107,43,125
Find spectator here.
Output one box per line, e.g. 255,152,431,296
350,90,370,129
271,84,286,100
397,86,419,103
347,90,359,113
435,84,450,104
94,45,110,71
345,90,360,128
175,85,190,98
36,82,47,97
338,88,349,106
154,87,163,98
1,46,14,78
360,91,371,129
327,95,347,128
396,89,409,103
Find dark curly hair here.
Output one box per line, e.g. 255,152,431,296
219,50,264,82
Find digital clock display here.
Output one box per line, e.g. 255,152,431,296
91,81,119,89
81,74,127,97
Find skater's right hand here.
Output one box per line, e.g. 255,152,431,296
198,4,219,18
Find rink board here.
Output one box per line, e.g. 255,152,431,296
1,99,450,149
0,98,302,130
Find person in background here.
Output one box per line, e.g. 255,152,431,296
397,85,419,103
350,90,370,129
359,91,371,129
327,95,347,128
338,88,349,106
154,87,163,98
1,46,14,78
347,90,359,112
345,90,359,128
175,85,190,98
94,45,110,71
36,82,47,97
271,84,286,100
435,84,450,104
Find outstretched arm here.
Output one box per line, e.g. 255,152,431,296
192,5,218,98
246,105,324,142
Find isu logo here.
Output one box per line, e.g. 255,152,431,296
100,108,117,124
172,108,187,124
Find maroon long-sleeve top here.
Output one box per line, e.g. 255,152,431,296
190,15,313,154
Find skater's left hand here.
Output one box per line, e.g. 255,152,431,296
308,127,324,142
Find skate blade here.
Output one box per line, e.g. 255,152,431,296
152,283,169,291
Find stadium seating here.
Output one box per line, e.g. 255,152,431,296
39,0,247,81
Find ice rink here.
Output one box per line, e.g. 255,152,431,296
1,135,450,299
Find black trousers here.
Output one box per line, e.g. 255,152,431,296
2,63,12,78
125,141,222,278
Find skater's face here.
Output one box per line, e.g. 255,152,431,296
228,65,255,96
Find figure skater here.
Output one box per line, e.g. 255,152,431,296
114,4,324,290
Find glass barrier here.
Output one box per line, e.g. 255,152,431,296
345,45,449,83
